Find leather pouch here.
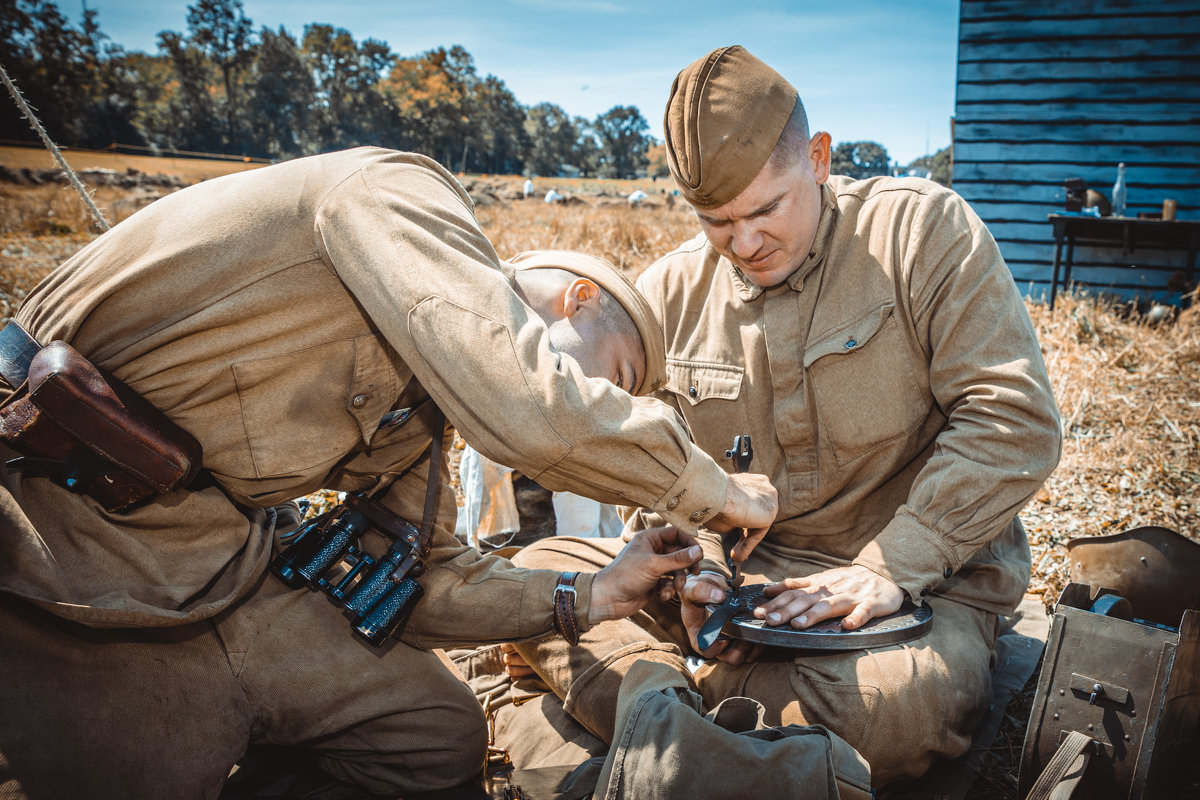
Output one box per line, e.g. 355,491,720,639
0,340,202,511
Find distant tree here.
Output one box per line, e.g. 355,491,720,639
154,29,222,151
830,140,890,179
382,45,476,168
303,24,396,151
119,50,179,150
75,9,143,147
247,26,316,158
907,145,952,187
0,0,93,145
186,0,254,146
592,105,650,179
644,140,671,178
471,75,529,174
524,102,578,176
572,116,602,178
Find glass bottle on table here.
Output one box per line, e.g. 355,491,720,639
1111,163,1127,217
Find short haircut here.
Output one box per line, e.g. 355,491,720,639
769,98,811,170
598,288,645,361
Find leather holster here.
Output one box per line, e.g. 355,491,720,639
0,325,203,512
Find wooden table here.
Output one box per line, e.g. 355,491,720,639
1048,214,1200,309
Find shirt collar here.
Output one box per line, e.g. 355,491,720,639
724,181,838,302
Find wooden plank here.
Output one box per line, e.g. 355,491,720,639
954,185,1200,214
987,223,1198,262
954,159,1199,183
952,162,1200,187
958,57,1200,84
956,80,1200,104
962,200,1062,220
953,140,1200,165
961,0,1200,22
961,16,1200,41
991,239,1194,271
955,101,1196,122
958,37,1200,61
954,120,1200,144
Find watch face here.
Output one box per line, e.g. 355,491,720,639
707,584,933,650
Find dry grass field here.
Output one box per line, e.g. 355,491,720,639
1,155,1197,799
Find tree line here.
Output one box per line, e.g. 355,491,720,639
1,0,950,183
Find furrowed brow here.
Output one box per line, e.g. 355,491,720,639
697,193,784,225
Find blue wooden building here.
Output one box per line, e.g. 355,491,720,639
952,0,1200,304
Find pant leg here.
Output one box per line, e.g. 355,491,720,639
213,573,488,796
695,594,1001,786
507,537,694,743
449,643,607,772
0,592,251,800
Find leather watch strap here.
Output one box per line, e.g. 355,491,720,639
553,571,580,645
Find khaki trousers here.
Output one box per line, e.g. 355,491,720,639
0,572,487,799
509,536,1001,787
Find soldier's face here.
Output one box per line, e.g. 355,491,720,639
695,132,831,288
550,317,646,396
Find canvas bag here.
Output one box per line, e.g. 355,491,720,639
588,660,873,800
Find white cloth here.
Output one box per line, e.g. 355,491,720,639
544,189,563,204
457,444,621,544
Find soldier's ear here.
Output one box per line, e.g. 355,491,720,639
809,131,832,184
562,278,601,319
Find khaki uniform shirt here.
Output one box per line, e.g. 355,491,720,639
632,176,1061,614
0,147,728,645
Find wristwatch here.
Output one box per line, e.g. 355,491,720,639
552,571,580,645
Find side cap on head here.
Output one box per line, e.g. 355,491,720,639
506,249,667,396
664,45,799,209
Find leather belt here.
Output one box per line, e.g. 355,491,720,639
0,321,41,388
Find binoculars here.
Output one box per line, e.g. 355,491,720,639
272,499,425,647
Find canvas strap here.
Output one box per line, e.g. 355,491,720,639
1025,730,1093,800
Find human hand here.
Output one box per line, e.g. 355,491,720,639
500,642,535,679
706,473,776,562
754,565,904,630
679,572,764,665
589,526,701,625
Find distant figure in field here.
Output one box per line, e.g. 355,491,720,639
544,188,564,204
627,189,648,207
523,178,534,198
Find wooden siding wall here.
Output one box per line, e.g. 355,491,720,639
953,0,1200,303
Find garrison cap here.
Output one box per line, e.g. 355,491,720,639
664,45,799,209
506,250,667,396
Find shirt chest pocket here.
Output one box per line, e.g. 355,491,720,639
233,334,400,477
804,303,929,465
665,358,747,460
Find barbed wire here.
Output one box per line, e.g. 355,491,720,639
0,60,111,232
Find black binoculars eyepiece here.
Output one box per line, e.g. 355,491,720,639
270,500,426,646
352,575,424,647
272,508,370,589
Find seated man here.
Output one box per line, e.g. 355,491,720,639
493,46,1062,792
0,148,777,799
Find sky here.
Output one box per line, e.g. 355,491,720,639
77,0,962,165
